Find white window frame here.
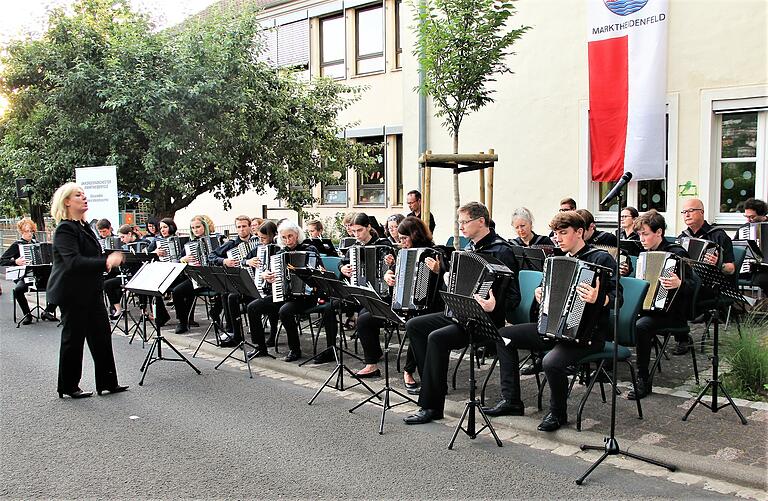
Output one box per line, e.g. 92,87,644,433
579,94,679,233
699,86,768,226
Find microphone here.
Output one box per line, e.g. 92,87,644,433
600,171,633,206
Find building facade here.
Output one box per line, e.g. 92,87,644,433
176,0,767,243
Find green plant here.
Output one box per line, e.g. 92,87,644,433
721,316,768,401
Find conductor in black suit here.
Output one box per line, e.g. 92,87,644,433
48,183,128,399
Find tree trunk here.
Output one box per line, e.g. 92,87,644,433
453,133,460,249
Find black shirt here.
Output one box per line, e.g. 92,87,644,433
510,232,552,247
407,211,436,233
569,244,618,344
621,230,640,241
468,229,522,327
208,236,257,266
0,238,37,267
586,229,618,247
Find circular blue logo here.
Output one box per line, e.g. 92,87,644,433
604,0,649,16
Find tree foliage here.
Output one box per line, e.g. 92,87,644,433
412,0,529,245
0,0,373,219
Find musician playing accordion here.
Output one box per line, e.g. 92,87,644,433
484,210,617,432
245,220,323,362
403,202,521,425
628,210,698,400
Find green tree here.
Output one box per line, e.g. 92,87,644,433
413,0,529,246
0,0,372,220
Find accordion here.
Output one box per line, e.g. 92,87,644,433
537,256,610,344
158,236,186,263
737,222,767,264
251,244,279,293
591,244,629,267
184,235,223,266
226,239,258,263
99,237,123,252
444,251,513,316
125,241,150,254
349,245,394,298
679,237,719,264
19,243,53,266
339,237,357,254
391,248,440,313
271,251,318,302
635,251,683,312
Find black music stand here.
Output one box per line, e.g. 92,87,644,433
15,264,52,327
111,253,154,338
577,186,675,485
302,276,377,405
125,262,201,385
347,294,416,434
213,266,275,378
440,291,504,450
682,260,748,425
185,266,227,356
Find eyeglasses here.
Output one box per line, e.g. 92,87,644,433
458,217,480,226
744,214,761,221
680,209,704,215
558,208,573,212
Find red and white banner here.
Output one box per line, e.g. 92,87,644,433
588,0,668,181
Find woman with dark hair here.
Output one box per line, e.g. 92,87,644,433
620,206,640,240
355,216,443,380
145,217,160,243
386,214,406,246
257,220,278,244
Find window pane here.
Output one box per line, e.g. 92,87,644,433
357,6,383,57
721,112,757,159
598,181,627,212
321,161,346,205
321,62,345,79
719,161,756,213
357,56,384,74
395,135,403,205
357,137,385,205
637,179,666,212
321,16,345,64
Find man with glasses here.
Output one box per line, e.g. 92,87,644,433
734,198,768,296
406,190,436,233
402,202,520,425
677,198,735,352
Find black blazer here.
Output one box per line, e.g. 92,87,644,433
47,220,108,306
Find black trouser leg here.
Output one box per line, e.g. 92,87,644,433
171,279,195,326
246,296,275,349
103,277,123,307
403,345,417,375
405,312,453,380
635,313,687,380
279,298,315,353
542,342,604,417
13,280,30,315
356,309,384,364
417,322,468,413
497,323,549,403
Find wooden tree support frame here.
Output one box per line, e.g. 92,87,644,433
417,149,498,239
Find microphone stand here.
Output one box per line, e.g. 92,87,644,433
576,182,676,484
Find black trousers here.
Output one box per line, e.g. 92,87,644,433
57,298,119,393
104,276,123,306
246,295,279,349
171,278,195,326
497,323,603,417
406,313,467,413
248,296,317,353
635,313,687,380
13,279,55,317
356,309,384,364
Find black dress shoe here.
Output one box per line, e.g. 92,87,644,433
672,341,691,356
188,320,200,328
97,385,129,396
403,408,443,425
220,336,242,348
406,387,420,395
109,311,121,321
520,360,542,376
246,348,269,360
174,324,189,334
283,350,302,362
628,379,652,400
21,314,33,325
41,311,58,322
537,412,568,432
58,389,93,399
156,312,170,328
313,350,336,364
404,379,419,390
482,399,525,417
355,369,381,379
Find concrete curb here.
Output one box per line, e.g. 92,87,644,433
162,330,767,492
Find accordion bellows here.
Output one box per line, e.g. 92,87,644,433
391,248,439,312
635,251,682,312
444,251,512,317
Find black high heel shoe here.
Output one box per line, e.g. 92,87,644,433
97,385,129,396
58,389,93,399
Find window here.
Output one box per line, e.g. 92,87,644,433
357,136,386,205
717,112,758,214
355,5,384,74
394,0,403,69
321,158,347,205
395,134,403,205
320,15,345,79
258,20,310,77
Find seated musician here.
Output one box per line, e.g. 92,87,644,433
403,202,520,425
144,217,160,244
144,217,178,328
245,221,323,362
510,207,551,247
547,198,577,242
103,224,149,321
355,216,441,379
0,217,57,324
483,210,616,432
577,209,618,247
96,218,115,239
323,213,393,364
170,215,219,334
208,215,256,346
628,210,697,400
621,206,640,240
735,198,768,296
250,217,264,238
240,221,279,349
677,197,735,351
305,219,323,239
386,214,406,246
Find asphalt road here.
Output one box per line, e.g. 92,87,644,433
0,298,732,499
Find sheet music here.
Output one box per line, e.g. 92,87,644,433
5,266,25,280
125,262,187,294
